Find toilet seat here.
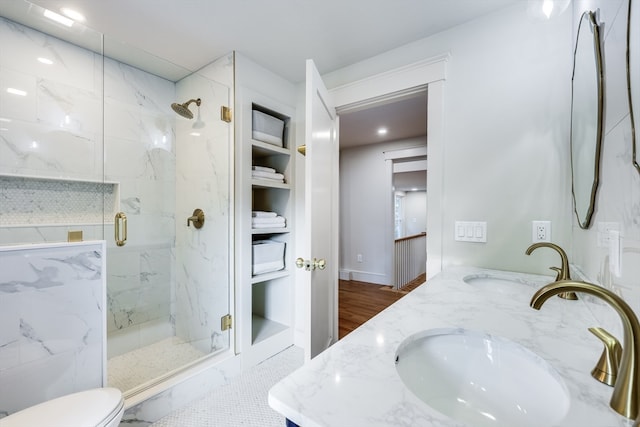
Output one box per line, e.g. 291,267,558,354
0,387,124,427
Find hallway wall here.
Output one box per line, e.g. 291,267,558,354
339,137,425,284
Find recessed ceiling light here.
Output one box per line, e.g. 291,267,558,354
542,0,554,19
7,88,27,96
377,127,388,135
190,132,201,137
37,57,54,65
61,8,85,22
43,9,74,27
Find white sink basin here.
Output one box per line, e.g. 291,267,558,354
395,328,569,427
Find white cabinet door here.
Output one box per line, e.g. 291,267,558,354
303,59,339,360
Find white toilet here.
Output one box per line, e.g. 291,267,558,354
0,387,124,427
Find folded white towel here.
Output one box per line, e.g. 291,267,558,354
252,131,283,147
251,171,284,182
252,260,284,275
252,216,286,225
252,165,276,173
252,211,278,218
252,170,285,181
252,222,287,229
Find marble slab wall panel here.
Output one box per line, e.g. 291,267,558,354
570,0,640,331
0,241,106,416
0,17,103,181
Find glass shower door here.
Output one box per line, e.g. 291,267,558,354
103,52,233,393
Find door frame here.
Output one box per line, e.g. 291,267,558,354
330,53,448,279
292,54,448,348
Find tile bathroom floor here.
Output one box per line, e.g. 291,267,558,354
150,345,304,427
146,276,423,426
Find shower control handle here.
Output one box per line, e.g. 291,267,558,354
187,209,205,229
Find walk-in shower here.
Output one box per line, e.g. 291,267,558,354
0,0,233,399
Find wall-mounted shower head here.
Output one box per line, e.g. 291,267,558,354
171,98,201,119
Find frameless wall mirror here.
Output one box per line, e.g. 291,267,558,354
629,0,639,173
570,10,604,229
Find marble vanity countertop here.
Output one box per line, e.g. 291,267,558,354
269,266,632,427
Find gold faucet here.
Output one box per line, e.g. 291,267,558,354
530,280,640,421
525,242,577,300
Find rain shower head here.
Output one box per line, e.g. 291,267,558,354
171,98,201,119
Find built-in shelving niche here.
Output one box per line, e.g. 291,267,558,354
238,87,296,366
252,103,291,151
0,174,119,226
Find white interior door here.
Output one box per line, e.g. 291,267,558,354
302,59,339,360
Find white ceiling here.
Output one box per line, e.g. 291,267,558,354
14,0,520,83
339,92,427,149
1,0,519,149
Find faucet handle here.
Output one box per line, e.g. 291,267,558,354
549,266,562,281
548,267,578,300
589,327,622,387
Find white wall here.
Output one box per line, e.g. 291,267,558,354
326,3,574,276
339,137,426,284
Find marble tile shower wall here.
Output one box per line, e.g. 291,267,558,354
103,53,177,358
0,17,178,357
0,16,105,243
0,241,106,416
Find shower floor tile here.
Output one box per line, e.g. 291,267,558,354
108,336,207,392
150,345,304,427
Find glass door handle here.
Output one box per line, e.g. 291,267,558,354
115,212,127,247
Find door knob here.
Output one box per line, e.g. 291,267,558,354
296,257,327,271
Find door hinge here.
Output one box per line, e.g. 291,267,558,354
221,314,233,331
221,106,232,123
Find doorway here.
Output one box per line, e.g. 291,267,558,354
297,55,446,350
337,91,427,287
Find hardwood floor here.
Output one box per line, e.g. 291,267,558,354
338,273,426,339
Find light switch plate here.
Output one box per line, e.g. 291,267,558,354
455,221,487,243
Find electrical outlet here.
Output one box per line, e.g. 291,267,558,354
532,221,551,242
357,254,363,263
